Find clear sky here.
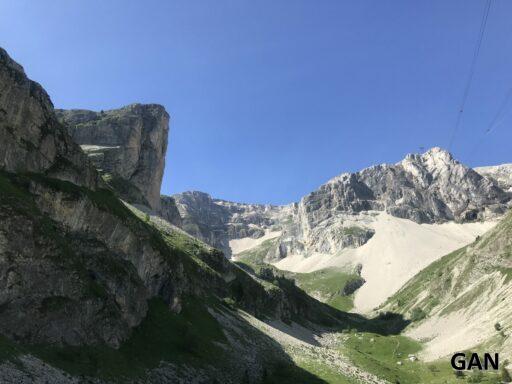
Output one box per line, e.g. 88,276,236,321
1,1,511,205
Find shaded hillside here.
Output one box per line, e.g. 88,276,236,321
0,46,408,383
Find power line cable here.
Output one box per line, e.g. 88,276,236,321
468,86,512,157
448,0,493,150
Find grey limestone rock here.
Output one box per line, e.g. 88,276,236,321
164,148,511,260
475,163,512,192
56,103,169,210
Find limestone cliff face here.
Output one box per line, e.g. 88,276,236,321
0,47,194,347
301,147,509,227
166,191,282,256
0,48,99,189
56,104,169,210
476,163,512,192
166,148,511,261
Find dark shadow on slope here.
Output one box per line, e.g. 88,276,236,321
232,257,410,338
235,266,411,338
0,298,328,384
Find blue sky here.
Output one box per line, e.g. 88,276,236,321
1,0,511,205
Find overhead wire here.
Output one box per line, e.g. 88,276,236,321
447,0,493,150
468,86,512,157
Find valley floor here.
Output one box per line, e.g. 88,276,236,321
235,310,503,384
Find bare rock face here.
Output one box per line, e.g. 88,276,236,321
56,104,169,210
168,191,281,256
476,163,512,192
300,147,509,227
166,148,511,261
0,47,155,346
0,48,99,189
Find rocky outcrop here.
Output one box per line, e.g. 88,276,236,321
159,195,182,227
0,48,99,189
168,191,283,256
476,163,512,192
56,104,169,210
341,277,366,296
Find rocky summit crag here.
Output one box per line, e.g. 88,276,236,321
57,104,169,210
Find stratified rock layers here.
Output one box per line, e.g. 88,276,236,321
57,104,169,210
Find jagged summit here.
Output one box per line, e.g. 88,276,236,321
311,147,509,225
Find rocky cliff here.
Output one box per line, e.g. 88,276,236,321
56,104,169,210
476,163,512,192
166,191,284,256
164,148,511,262
0,50,99,189
300,147,508,226
0,46,366,383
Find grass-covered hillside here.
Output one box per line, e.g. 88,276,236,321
383,209,512,361
0,168,344,383
234,238,363,312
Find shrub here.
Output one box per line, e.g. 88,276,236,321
453,370,464,378
410,307,426,322
467,370,483,383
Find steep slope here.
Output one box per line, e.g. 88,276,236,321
274,212,496,312
0,46,390,383
56,104,169,210
384,209,512,360
168,191,286,256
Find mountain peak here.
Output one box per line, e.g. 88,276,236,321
402,147,454,166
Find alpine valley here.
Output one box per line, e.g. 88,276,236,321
1,46,512,383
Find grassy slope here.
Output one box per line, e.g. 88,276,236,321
292,268,358,312
4,169,507,383
340,331,501,384
235,239,359,311
0,171,337,383
385,210,512,318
